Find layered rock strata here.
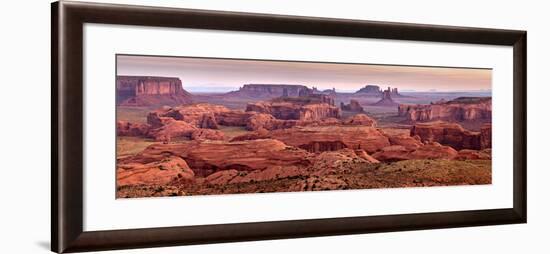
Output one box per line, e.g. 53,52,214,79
410,121,492,150
116,76,192,106
120,139,313,176
398,97,492,122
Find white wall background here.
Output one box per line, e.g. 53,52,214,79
0,0,547,253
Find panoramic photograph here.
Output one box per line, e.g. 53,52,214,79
115,55,492,198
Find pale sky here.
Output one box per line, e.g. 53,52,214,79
117,55,492,92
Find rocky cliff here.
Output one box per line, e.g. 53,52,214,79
226,84,313,98
119,139,313,176
398,97,492,122
410,121,492,150
232,125,390,153
246,95,340,121
116,76,192,106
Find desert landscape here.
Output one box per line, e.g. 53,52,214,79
116,56,492,198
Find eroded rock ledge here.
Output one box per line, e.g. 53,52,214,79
398,97,492,122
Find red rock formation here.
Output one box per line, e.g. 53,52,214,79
245,113,299,131
123,105,230,141
480,123,492,149
340,100,364,112
299,140,348,153
117,156,194,186
408,142,458,160
244,113,275,131
246,96,340,121
372,142,458,161
144,117,225,142
116,76,192,106
116,121,151,136
146,106,176,128
229,130,271,142
398,97,491,122
311,148,376,174
190,129,225,141
121,139,313,176
354,149,380,163
342,114,377,127
410,121,486,150
372,145,411,161
274,126,390,153
198,113,219,129
386,134,423,150
216,111,257,126
233,126,390,154
147,103,255,129
147,120,197,142
156,104,230,126
456,149,491,160
300,104,341,121
204,169,239,185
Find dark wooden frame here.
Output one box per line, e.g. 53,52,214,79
52,1,527,253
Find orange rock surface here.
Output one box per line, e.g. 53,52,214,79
411,121,489,150
398,97,491,122
232,126,390,154
342,113,377,127
121,139,313,176
117,156,194,186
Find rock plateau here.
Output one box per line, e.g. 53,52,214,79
116,76,192,106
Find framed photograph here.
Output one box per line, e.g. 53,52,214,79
52,1,527,253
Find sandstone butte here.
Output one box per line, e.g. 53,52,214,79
410,121,492,150
398,97,492,122
116,76,193,106
119,139,313,176
226,84,312,98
